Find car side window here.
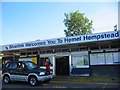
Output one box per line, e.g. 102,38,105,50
17,62,25,69
5,63,10,68
8,62,17,69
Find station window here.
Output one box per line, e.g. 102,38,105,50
113,52,120,63
90,52,120,65
72,55,89,67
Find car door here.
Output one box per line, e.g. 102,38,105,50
6,62,18,81
15,62,28,81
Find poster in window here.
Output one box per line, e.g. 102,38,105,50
72,56,84,66
113,52,119,62
79,56,84,66
90,54,98,65
72,56,79,66
105,53,113,64
97,53,105,64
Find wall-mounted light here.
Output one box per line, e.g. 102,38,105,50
114,24,117,31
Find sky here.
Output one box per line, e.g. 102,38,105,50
1,0,119,45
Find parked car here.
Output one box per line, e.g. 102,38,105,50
2,61,54,86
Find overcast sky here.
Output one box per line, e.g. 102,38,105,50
1,0,119,45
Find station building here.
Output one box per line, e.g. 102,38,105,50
0,30,120,77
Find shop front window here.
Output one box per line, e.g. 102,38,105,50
90,52,120,65
72,55,89,67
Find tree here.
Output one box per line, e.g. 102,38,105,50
63,10,93,37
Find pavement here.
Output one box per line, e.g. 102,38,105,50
52,76,120,83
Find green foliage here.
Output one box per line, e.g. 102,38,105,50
63,10,93,37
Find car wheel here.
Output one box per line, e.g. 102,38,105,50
3,75,10,84
28,76,38,86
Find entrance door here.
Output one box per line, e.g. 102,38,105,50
56,56,69,76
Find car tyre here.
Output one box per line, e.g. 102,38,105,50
3,75,11,84
28,76,38,86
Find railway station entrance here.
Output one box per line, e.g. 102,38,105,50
56,56,69,76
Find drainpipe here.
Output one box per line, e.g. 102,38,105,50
53,56,56,76
69,55,72,76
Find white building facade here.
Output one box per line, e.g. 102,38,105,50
0,31,120,77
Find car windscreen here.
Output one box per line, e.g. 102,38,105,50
24,62,38,69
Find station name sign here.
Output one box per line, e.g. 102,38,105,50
3,31,120,51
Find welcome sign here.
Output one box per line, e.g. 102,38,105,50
1,31,120,51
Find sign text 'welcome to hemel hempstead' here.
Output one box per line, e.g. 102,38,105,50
6,31,119,50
